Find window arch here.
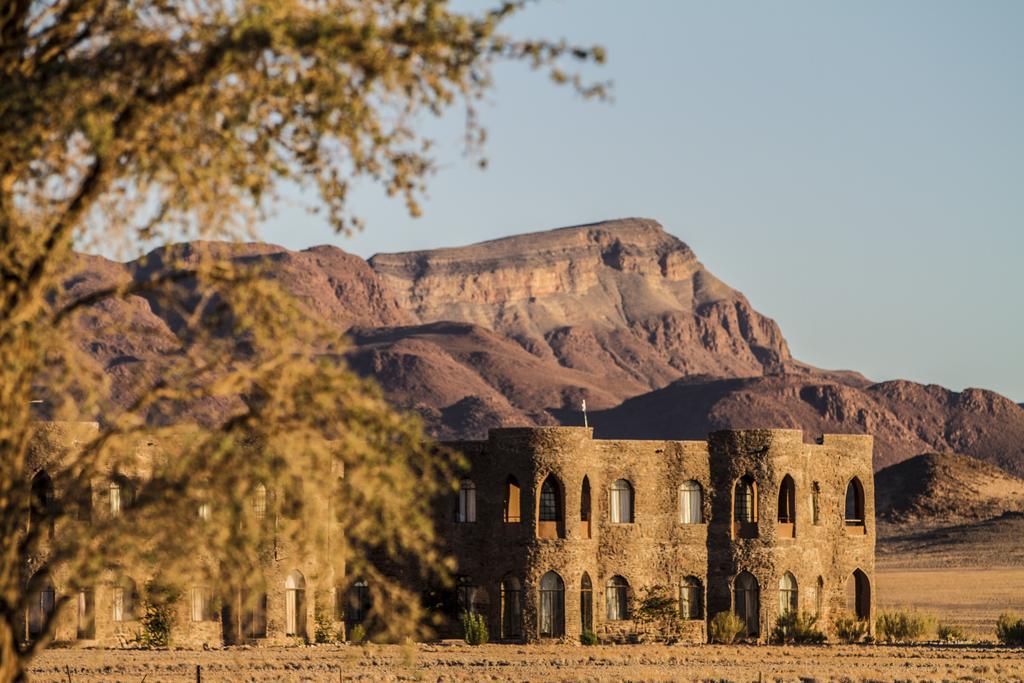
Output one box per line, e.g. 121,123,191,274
679,480,703,524
285,570,306,637
347,579,370,625
777,475,796,538
580,476,592,538
113,576,137,622
845,478,865,528
500,575,522,639
680,576,703,620
846,569,870,620
503,475,521,523
77,588,95,639
734,571,759,636
610,479,634,523
733,475,758,539
109,475,132,518
580,572,593,634
538,572,564,637
605,575,629,621
252,483,268,520
456,479,476,523
30,470,55,539
778,572,798,615
537,474,563,539
26,574,55,637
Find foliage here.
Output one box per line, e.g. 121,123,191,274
632,585,684,643
996,613,1024,646
348,623,368,645
314,605,338,645
875,609,935,644
833,614,870,644
580,630,598,646
134,580,182,648
0,0,605,679
461,611,489,646
770,610,826,645
709,611,746,644
936,622,967,643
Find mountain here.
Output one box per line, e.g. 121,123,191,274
62,218,1024,476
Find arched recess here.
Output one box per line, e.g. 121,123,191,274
580,476,592,538
845,478,866,534
732,475,758,539
538,572,564,638
500,575,522,639
734,571,760,637
537,474,564,539
285,570,306,638
777,475,796,538
610,479,634,523
605,575,629,621
30,470,55,539
580,572,593,634
845,569,870,620
503,475,521,523
778,572,798,615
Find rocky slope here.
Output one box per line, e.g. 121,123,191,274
62,218,1024,476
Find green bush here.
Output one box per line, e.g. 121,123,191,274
770,611,826,644
876,609,934,643
709,611,745,644
461,611,489,646
134,580,181,648
633,585,683,643
833,614,869,644
997,613,1024,646
348,623,367,645
936,622,967,643
580,630,598,646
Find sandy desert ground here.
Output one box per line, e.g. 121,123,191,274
28,641,1024,683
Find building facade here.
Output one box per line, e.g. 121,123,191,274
440,426,875,643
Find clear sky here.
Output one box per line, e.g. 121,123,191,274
260,0,1024,402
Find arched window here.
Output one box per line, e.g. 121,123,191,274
580,572,593,634
26,576,55,637
734,571,760,636
734,476,756,523
456,479,476,523
503,475,521,523
500,575,522,639
347,579,370,625
605,576,629,621
680,576,703,620
538,572,564,637
679,480,703,524
285,570,306,637
241,587,268,638
610,479,634,523
113,576,137,622
815,576,824,617
109,475,132,518
190,586,213,622
778,572,798,615
777,475,796,538
77,588,95,639
580,476,592,538
537,475,563,539
252,483,268,520
810,482,821,526
846,569,871,620
845,478,865,528
30,470,55,538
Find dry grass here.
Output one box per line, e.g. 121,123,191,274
28,642,1024,682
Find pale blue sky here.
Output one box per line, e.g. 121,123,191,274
260,1,1024,401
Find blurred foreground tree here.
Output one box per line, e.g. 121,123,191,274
0,1,604,679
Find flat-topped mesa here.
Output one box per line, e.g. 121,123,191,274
368,218,743,335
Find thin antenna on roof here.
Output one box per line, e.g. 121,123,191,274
581,398,588,429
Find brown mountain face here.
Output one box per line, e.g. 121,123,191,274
63,217,1024,477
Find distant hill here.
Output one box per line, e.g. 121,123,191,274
63,218,1024,476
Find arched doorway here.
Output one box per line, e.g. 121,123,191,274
538,571,564,637
285,570,306,637
846,569,870,620
500,575,522,639
580,572,593,634
734,571,760,637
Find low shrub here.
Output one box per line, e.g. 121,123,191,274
134,580,181,648
876,609,934,643
770,610,826,644
937,622,967,643
833,614,869,644
580,630,598,646
314,606,338,644
633,585,684,643
710,611,745,644
997,613,1024,646
348,623,367,645
461,611,489,646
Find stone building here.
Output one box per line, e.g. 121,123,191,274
439,426,875,643
20,422,874,647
